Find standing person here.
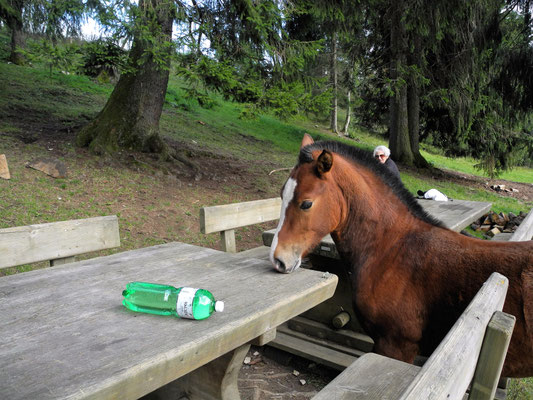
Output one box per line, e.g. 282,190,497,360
373,145,401,181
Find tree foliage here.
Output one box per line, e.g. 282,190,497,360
0,0,87,64
4,0,532,174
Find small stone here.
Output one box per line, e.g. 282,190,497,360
26,158,67,178
293,370,300,376
299,379,306,385
243,356,251,365
253,351,260,356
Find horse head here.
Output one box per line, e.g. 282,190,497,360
270,134,346,273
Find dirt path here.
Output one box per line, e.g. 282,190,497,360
238,346,338,400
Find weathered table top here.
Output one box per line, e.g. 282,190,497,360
417,198,491,231
0,242,337,400
263,199,492,259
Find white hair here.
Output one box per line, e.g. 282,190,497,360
373,145,391,158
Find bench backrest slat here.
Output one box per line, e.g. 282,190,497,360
0,215,120,269
399,272,509,400
509,209,533,242
200,198,281,234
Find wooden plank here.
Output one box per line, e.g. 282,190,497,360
220,229,236,253
416,199,491,232
0,154,10,179
144,343,251,400
469,311,516,400
313,353,421,400
509,209,533,242
50,256,77,266
0,242,337,400
288,316,374,353
235,246,271,261
491,232,513,242
0,215,120,269
399,272,509,400
277,323,366,358
199,197,282,234
269,330,357,371
251,328,276,346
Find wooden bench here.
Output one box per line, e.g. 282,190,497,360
0,215,120,269
199,197,281,254
314,272,515,400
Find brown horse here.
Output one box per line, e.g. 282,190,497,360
270,134,533,377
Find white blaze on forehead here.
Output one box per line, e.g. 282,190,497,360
270,177,297,264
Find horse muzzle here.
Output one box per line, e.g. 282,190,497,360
272,255,301,274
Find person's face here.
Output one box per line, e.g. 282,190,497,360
375,152,388,164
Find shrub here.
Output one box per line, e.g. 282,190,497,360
80,38,127,82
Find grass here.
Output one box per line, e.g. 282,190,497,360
421,148,533,184
0,63,111,122
508,377,533,399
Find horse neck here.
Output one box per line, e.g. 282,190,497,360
330,159,424,260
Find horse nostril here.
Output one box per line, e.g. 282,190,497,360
274,258,286,273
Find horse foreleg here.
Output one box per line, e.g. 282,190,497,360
372,335,419,364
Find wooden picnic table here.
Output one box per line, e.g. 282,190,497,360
0,242,337,400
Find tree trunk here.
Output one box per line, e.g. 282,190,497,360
389,1,414,165
407,35,430,168
329,30,338,134
76,0,174,156
4,0,25,65
343,90,351,135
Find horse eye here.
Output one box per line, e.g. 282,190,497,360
300,200,313,210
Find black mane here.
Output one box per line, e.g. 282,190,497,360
299,141,445,228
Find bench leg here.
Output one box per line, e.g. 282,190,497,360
50,256,76,266
220,230,237,253
143,343,250,400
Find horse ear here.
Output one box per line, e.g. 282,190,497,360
317,150,333,175
301,133,314,148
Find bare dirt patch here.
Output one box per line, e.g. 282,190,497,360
239,346,339,400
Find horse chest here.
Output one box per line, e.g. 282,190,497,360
349,259,427,341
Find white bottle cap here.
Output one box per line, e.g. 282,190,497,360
215,301,225,313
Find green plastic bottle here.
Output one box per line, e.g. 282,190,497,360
122,282,224,320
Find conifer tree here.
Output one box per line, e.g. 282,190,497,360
76,0,175,157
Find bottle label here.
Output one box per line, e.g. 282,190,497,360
177,287,198,319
